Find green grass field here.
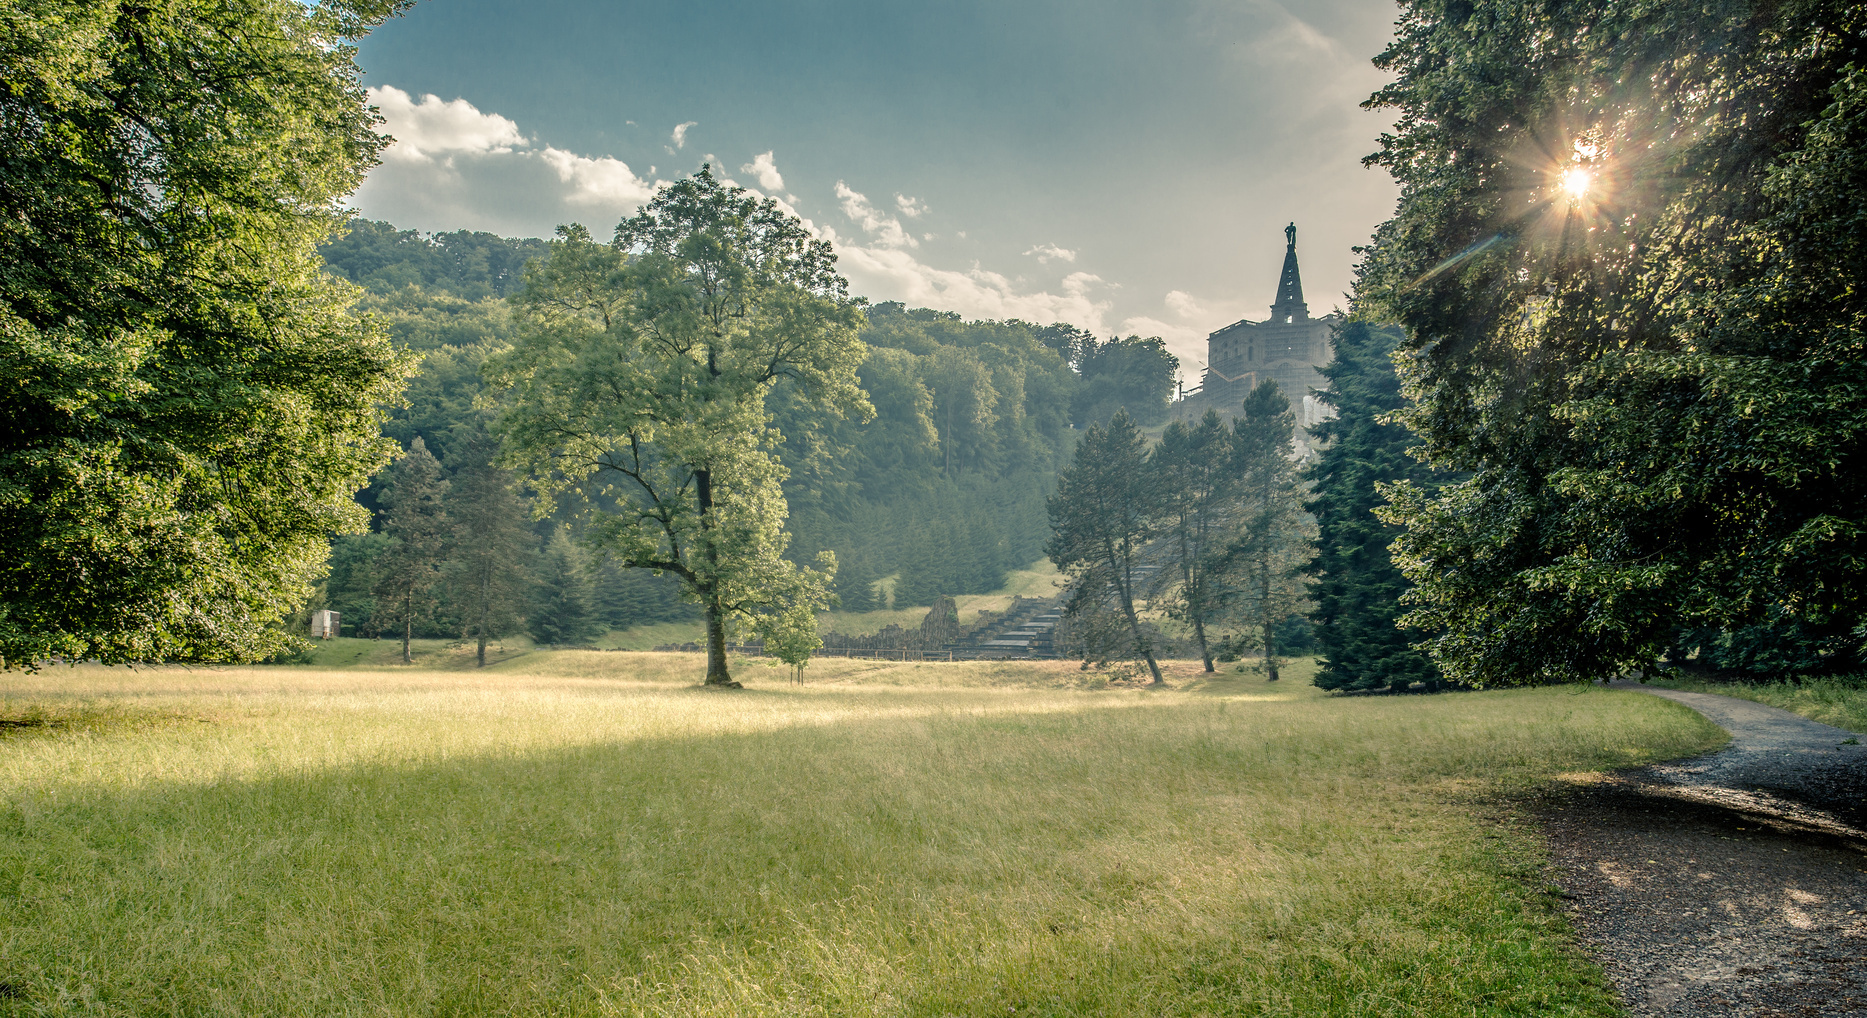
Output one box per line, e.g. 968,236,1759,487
1644,672,1867,735
0,654,1721,1016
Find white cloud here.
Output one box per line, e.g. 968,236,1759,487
538,147,657,207
835,181,918,249
370,86,527,163
671,121,698,148
741,151,785,192
834,245,1112,333
895,194,926,218
1024,243,1077,265
352,88,666,237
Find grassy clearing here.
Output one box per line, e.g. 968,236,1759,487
0,654,1719,1016
1643,673,1867,734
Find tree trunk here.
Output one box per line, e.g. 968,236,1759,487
703,599,740,687
1192,614,1213,672
1263,619,1279,681
402,597,413,665
476,633,487,668
1116,583,1166,687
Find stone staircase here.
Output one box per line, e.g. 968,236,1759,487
945,597,1063,660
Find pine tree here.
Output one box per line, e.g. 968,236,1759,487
1047,410,1167,686
1223,382,1314,682
1151,410,1235,672
530,527,603,646
1306,322,1442,692
834,553,879,612
447,430,533,667
372,437,450,665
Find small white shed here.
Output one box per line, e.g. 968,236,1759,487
311,610,341,640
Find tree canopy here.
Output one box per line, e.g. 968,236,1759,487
488,169,869,685
0,0,414,668
1361,0,1867,685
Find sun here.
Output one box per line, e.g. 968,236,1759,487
1560,165,1593,200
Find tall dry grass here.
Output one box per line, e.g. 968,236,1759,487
0,654,1719,1015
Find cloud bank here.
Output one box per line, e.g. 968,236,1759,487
352,90,1240,349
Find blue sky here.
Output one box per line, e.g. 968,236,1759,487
350,0,1403,371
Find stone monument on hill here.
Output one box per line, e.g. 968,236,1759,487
1172,224,1342,453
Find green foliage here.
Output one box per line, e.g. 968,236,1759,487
1151,410,1236,670
489,170,866,683
1307,322,1442,692
0,0,416,668
1222,381,1315,682
1362,0,1867,686
529,527,603,646
371,438,450,663
1047,411,1166,685
320,220,549,299
1072,335,1179,427
447,430,533,665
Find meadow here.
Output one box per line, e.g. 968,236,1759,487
0,652,1722,1016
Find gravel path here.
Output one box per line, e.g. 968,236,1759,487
1541,682,1867,1016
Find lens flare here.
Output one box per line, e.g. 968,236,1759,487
1560,166,1592,200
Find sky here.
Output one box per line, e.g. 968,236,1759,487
349,0,1405,376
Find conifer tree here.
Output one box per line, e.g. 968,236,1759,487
447,430,532,667
1306,323,1441,692
1151,410,1235,671
834,554,879,612
1223,382,1314,681
530,527,603,646
372,437,450,665
1047,410,1166,686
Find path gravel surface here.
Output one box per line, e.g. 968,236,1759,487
1541,682,1867,1017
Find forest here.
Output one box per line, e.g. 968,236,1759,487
313,219,1179,648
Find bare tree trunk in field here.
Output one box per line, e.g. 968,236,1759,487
476,634,488,668
402,596,413,665
694,465,740,687
1263,620,1279,681
1193,614,1213,673
704,600,738,686
1116,554,1166,687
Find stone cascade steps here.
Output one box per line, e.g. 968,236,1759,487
947,600,1063,660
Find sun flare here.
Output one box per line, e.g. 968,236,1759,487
1560,166,1593,200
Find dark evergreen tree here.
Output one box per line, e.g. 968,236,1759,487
1047,410,1167,686
834,553,879,612
446,431,532,666
529,527,603,646
1150,409,1235,672
1223,382,1313,682
371,437,450,664
1306,322,1441,692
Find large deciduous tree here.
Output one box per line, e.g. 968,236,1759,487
0,0,415,668
1361,0,1867,685
1047,410,1166,687
1306,322,1441,692
488,169,871,686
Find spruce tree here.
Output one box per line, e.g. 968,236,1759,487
1047,410,1167,686
1151,410,1235,671
1306,322,1441,692
1223,382,1314,682
447,430,532,667
530,527,603,646
371,437,450,665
